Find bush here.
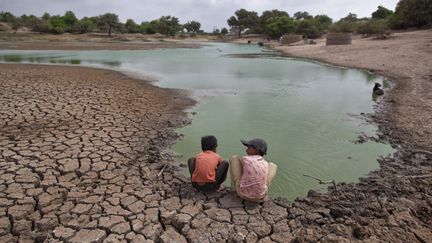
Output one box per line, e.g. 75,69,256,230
72,18,95,33
50,18,67,34
357,19,390,38
33,20,52,33
329,21,356,33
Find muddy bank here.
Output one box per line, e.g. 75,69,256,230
0,36,431,242
0,40,201,51
0,32,209,51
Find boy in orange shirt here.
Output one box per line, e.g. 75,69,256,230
188,135,229,192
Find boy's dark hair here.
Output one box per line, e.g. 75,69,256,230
201,135,217,151
256,149,265,156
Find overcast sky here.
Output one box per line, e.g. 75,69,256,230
1,0,399,31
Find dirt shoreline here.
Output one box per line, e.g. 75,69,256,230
0,41,201,51
0,31,431,242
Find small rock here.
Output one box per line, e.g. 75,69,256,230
53,226,76,240
172,213,192,230
69,229,106,243
160,226,187,243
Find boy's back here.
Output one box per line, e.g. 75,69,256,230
239,155,269,199
192,150,222,184
188,135,229,192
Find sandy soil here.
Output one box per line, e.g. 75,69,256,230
275,30,432,151
0,31,432,242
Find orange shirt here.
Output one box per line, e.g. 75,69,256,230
191,151,222,183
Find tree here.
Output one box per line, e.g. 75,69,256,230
125,19,140,33
295,19,321,38
314,15,333,31
141,20,159,34
42,12,51,20
340,13,358,22
157,16,181,36
260,9,289,34
183,21,201,36
97,13,119,36
265,16,295,38
73,17,95,33
63,11,78,29
391,0,432,28
227,9,259,37
0,11,16,22
227,16,240,36
293,11,312,20
261,9,289,23
20,14,40,30
221,27,228,35
372,5,394,19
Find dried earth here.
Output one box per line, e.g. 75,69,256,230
1,30,432,243
0,32,206,51
0,41,200,51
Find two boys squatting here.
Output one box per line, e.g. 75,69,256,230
187,135,277,202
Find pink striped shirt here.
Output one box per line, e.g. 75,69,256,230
239,155,269,199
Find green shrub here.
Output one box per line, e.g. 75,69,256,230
50,18,67,34
357,19,390,38
33,20,52,33
329,21,356,33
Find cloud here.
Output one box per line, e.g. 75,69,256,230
0,0,398,31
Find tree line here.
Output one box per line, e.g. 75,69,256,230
0,11,207,36
227,9,332,38
0,0,430,38
227,0,431,39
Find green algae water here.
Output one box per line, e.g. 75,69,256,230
0,43,393,199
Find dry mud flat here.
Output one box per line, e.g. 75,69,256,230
0,41,200,51
0,51,431,241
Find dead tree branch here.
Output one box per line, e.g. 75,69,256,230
303,174,338,192
158,164,167,177
411,149,432,157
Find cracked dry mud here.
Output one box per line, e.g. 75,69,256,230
1,63,431,243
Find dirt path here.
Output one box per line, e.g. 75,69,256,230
0,30,432,242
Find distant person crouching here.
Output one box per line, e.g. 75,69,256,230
230,138,277,202
188,135,229,192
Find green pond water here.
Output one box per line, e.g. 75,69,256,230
0,43,393,199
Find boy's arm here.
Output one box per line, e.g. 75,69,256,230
217,154,222,165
